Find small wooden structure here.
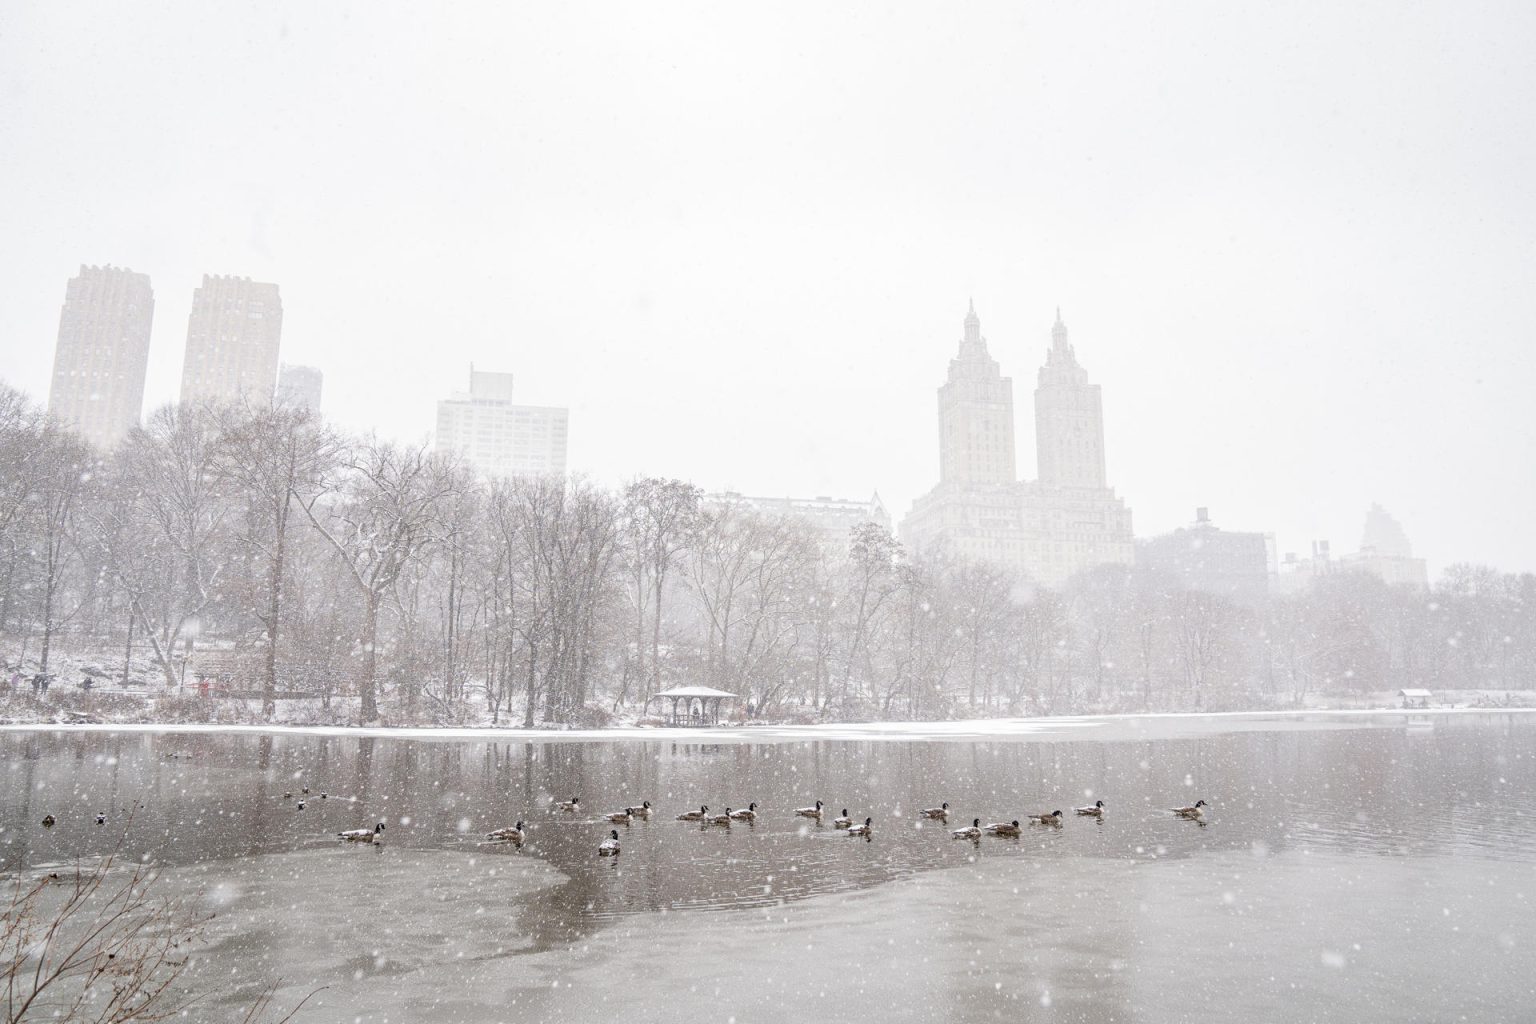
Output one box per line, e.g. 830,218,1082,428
1399,688,1433,709
647,686,738,726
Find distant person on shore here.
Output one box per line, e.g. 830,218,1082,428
33,673,49,696
81,675,94,692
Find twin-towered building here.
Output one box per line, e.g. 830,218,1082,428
47,266,322,448
900,302,1135,587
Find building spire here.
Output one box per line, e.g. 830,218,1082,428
963,298,981,346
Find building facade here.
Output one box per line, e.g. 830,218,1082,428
901,305,1134,587
47,265,155,449
179,276,283,407
1345,503,1429,589
276,363,324,417
706,491,891,554
1137,507,1273,604
435,368,569,478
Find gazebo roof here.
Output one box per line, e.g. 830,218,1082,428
651,686,739,699
1399,688,1433,698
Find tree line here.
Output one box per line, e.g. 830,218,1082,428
2,383,1532,724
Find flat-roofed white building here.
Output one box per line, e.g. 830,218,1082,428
435,367,568,478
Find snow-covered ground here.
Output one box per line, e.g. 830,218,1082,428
4,704,1534,746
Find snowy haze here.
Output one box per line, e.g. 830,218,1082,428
2,2,1534,575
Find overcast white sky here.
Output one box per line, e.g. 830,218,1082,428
3,2,1534,576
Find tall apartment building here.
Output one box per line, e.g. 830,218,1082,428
179,276,283,407
940,301,1016,486
435,368,569,478
47,265,155,449
901,304,1134,587
276,364,324,417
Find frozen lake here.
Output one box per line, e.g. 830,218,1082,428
3,712,1533,1023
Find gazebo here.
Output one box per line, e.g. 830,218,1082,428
647,686,739,726
1399,688,1433,709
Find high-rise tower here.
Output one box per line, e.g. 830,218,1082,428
179,276,283,407
1034,310,1107,489
938,300,1016,486
47,265,155,449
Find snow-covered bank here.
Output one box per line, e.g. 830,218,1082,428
4,705,1534,745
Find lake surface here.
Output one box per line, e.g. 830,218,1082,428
2,712,1533,1023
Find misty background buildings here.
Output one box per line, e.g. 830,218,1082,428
33,266,1427,598
4,261,1519,728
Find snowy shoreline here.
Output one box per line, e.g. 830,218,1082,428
3,705,1532,745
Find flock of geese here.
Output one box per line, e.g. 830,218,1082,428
395,795,1214,857
40,790,1211,856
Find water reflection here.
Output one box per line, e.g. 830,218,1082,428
2,714,1534,955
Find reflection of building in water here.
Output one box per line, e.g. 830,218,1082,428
900,303,1134,586
1137,507,1274,604
705,491,891,555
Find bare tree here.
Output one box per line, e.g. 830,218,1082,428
297,440,458,721
93,406,231,689
218,405,337,717
619,478,702,706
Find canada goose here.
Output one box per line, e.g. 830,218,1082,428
555,797,580,813
832,809,853,829
301,787,310,795
985,820,1022,837
297,800,306,811
283,793,292,800
1172,800,1208,819
487,822,525,843
1028,810,1064,825
41,814,55,828
599,830,621,856
708,808,735,826
676,805,709,822
321,793,328,800
951,818,982,840
921,802,950,819
338,822,386,843
794,800,824,820
847,817,873,837
604,808,634,823
729,803,757,821
629,801,653,817
1075,800,1106,817
95,813,106,826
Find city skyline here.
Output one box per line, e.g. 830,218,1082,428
20,274,1459,581
3,3,1534,576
